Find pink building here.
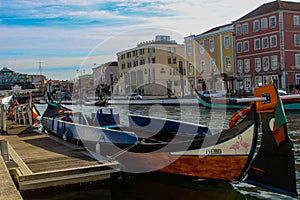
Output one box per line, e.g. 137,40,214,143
233,0,300,93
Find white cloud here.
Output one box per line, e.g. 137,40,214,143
2,0,300,80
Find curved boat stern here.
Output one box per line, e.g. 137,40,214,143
245,84,297,197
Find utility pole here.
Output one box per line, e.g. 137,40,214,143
38,61,43,91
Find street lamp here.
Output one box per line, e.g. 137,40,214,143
110,69,114,95
179,59,184,97
76,69,85,103
167,79,172,98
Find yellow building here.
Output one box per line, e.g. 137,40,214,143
184,24,234,94
116,35,185,96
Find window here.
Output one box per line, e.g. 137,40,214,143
254,39,260,50
187,44,192,57
210,58,216,72
294,15,300,26
262,37,269,49
243,23,249,34
225,56,231,71
200,60,206,73
263,57,269,71
243,41,249,52
236,24,242,35
271,55,278,70
224,36,230,49
271,75,279,88
295,34,300,46
261,18,268,30
296,74,300,86
133,60,138,67
255,76,263,87
209,39,215,52
139,58,145,65
151,57,156,64
237,60,243,73
244,59,250,73
149,47,155,53
139,48,144,55
237,42,242,53
270,35,277,47
269,16,276,28
168,47,176,53
127,61,132,68
173,57,176,64
296,54,300,69
255,58,261,72
244,78,251,92
200,41,205,54
253,20,260,31
121,63,126,69
188,62,193,75
168,57,172,64
132,50,137,57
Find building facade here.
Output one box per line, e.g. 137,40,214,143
28,74,46,90
184,24,234,94
233,0,300,93
0,67,35,90
116,35,185,96
92,61,118,95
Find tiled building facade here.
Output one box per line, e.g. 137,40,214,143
233,0,300,93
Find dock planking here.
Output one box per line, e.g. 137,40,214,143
0,123,119,191
0,149,23,200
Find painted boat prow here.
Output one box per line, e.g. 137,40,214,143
245,84,297,197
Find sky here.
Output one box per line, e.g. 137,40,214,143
1,0,299,80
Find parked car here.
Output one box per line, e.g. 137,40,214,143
278,90,287,96
200,90,223,98
127,93,142,100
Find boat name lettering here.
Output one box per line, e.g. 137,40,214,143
206,149,222,155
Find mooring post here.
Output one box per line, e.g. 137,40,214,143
0,103,3,132
14,107,17,124
0,140,9,162
21,105,26,125
2,104,6,133
28,102,33,126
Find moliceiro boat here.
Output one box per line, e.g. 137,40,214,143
41,84,297,197
196,88,300,111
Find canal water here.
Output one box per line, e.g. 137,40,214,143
22,104,300,200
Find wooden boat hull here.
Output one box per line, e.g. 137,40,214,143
282,101,300,111
95,122,257,182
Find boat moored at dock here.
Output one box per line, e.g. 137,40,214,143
41,84,298,197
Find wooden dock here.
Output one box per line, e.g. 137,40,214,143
0,122,120,192
0,150,23,200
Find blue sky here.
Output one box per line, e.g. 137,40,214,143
1,0,299,80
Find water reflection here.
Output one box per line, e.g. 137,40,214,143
112,173,248,200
